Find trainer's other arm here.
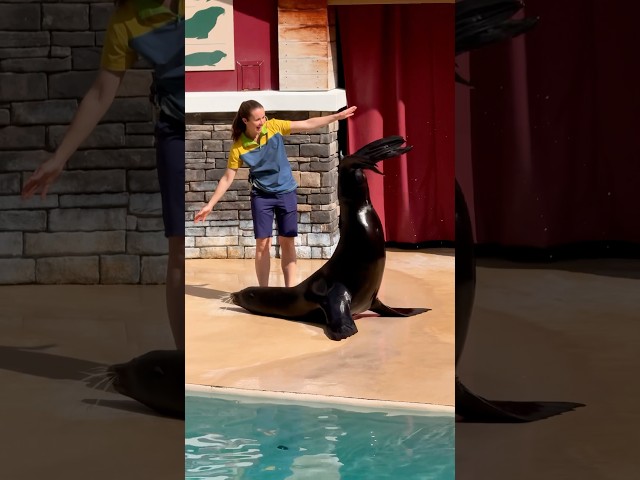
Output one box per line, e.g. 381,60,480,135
194,168,238,222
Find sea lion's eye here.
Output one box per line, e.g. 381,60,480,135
153,366,165,376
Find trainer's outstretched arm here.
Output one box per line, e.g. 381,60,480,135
22,69,125,199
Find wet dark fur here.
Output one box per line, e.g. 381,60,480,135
108,350,184,419
455,0,583,422
232,136,429,340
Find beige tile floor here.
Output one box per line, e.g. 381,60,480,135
0,285,183,479
5,252,633,478
457,258,640,479
185,249,456,407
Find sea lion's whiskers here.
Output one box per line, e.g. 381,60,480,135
98,375,117,393
85,365,109,373
80,370,111,381
218,293,233,310
85,370,116,392
95,371,117,391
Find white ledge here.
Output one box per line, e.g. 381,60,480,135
185,89,348,113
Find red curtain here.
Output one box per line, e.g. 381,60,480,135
337,4,455,243
465,1,640,247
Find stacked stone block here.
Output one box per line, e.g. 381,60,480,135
185,111,341,260
0,2,167,285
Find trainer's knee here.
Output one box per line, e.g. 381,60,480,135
279,236,296,254
256,237,271,253
168,237,185,265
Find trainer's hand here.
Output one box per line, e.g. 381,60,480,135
336,106,357,120
22,157,66,199
194,203,213,223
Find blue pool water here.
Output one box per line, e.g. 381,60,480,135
185,394,454,480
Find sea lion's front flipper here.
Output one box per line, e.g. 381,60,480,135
314,281,358,341
370,298,430,317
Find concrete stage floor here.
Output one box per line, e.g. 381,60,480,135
3,253,636,477
185,249,456,408
457,257,640,479
0,285,182,479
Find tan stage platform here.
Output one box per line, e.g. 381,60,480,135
457,258,640,479
0,285,182,479
185,249,456,408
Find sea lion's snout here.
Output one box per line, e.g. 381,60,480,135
107,362,127,393
230,291,239,305
105,351,185,419
231,289,257,307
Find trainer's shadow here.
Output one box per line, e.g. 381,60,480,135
185,285,230,300
0,344,105,382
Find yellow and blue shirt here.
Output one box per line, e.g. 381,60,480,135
101,0,185,122
228,119,298,194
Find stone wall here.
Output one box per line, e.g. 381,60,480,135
0,1,167,285
185,111,341,260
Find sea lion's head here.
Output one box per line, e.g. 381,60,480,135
230,288,255,307
108,350,184,418
231,287,282,311
338,136,413,201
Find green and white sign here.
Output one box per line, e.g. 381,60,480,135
185,0,234,71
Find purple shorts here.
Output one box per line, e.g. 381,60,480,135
155,114,185,237
250,188,298,239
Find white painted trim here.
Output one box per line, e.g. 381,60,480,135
328,0,454,4
186,384,455,416
185,89,348,113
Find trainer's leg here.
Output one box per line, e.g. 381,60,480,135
167,236,185,349
155,115,185,350
275,190,299,287
279,236,297,287
255,237,272,286
251,189,276,287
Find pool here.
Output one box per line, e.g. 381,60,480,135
185,391,454,480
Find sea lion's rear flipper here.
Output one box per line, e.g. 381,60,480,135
370,298,430,317
456,378,584,423
314,282,358,341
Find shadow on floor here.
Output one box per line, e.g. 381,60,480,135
0,344,171,418
477,257,640,280
185,285,230,300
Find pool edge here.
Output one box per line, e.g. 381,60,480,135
185,383,455,416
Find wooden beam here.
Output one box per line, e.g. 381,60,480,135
278,0,337,91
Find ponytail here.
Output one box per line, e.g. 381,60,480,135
231,100,264,141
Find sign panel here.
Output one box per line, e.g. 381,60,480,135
185,0,235,71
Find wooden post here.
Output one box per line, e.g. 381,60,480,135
278,0,337,91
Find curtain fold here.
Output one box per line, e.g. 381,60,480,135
467,0,640,247
337,3,455,243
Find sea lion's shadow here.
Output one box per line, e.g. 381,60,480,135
231,307,384,340
0,345,176,419
80,398,171,418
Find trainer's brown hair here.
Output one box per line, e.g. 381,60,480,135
231,100,264,141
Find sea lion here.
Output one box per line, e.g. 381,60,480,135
185,6,225,40
231,136,430,340
185,50,227,67
108,350,184,419
455,0,582,422
455,181,583,421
